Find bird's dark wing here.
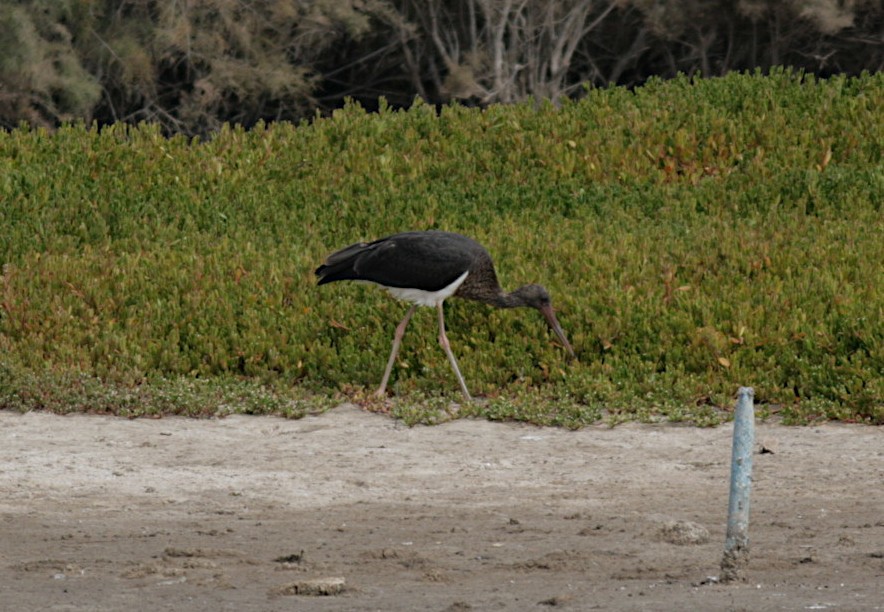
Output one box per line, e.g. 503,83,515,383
354,235,476,291
316,232,481,292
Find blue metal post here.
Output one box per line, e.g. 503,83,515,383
721,386,755,581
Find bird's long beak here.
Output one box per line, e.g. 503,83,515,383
540,304,577,360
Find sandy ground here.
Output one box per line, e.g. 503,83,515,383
1,405,881,611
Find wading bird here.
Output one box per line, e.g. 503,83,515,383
315,231,576,401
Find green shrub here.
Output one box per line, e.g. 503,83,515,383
1,71,881,424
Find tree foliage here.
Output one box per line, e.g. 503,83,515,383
0,0,881,135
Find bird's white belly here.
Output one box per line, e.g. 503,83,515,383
383,271,469,307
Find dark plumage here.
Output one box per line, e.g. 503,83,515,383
316,231,575,400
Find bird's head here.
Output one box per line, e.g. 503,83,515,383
511,284,576,360
510,284,552,309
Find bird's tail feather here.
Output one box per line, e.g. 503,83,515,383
315,242,368,285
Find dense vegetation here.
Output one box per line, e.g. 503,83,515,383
1,0,882,136
1,71,882,425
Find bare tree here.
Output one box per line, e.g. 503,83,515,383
382,0,881,105
393,0,619,104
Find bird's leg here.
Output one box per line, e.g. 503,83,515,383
376,304,417,397
437,303,472,402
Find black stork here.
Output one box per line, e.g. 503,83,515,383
315,230,576,401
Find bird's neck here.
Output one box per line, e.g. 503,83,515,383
490,290,528,309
